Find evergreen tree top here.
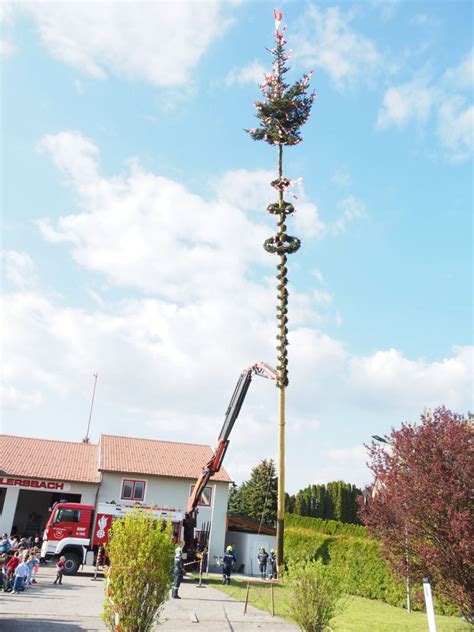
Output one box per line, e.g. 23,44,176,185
247,16,316,147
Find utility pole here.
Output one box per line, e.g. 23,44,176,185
83,372,98,444
247,10,315,570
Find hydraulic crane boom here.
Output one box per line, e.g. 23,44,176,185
183,362,276,552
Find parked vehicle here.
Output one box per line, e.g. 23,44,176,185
41,501,182,574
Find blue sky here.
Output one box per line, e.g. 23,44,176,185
1,1,472,491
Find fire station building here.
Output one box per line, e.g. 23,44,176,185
0,434,231,562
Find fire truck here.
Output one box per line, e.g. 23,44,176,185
41,362,276,574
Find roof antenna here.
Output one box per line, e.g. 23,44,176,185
83,372,98,444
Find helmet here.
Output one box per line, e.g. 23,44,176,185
271,549,275,554
226,545,233,552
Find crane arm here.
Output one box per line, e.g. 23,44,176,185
186,362,276,516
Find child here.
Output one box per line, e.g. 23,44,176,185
12,557,29,593
53,556,65,585
25,554,35,586
31,549,40,583
5,552,19,591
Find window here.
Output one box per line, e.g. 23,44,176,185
121,479,146,501
54,508,80,523
189,485,212,507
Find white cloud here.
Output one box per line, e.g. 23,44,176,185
349,346,474,412
0,39,15,58
35,136,350,302
311,269,325,284
294,6,381,90
377,79,436,129
331,195,367,235
8,1,231,86
213,168,274,212
36,134,277,302
331,168,352,188
2,251,38,289
437,96,474,162
225,60,266,87
313,289,333,308
318,445,369,485
377,50,473,161
1,383,42,411
443,49,474,91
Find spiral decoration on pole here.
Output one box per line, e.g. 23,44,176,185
247,12,315,389
246,10,315,569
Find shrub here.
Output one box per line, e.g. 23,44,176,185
284,560,343,632
102,510,175,632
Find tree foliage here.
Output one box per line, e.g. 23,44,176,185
228,459,278,526
359,407,474,621
285,560,343,632
102,510,175,632
286,481,362,524
247,23,315,147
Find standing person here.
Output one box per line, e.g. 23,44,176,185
257,547,269,580
222,545,236,585
268,549,277,579
171,547,183,599
53,556,65,585
31,549,40,583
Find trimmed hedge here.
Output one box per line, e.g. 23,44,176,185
286,513,368,538
284,516,457,615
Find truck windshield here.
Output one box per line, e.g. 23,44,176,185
54,508,80,523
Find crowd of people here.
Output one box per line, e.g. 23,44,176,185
0,532,66,594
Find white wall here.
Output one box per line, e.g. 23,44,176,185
224,532,276,577
98,472,229,565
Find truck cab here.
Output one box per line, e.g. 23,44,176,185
42,502,95,574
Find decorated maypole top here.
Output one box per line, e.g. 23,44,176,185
247,10,315,389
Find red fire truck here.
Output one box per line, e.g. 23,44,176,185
41,501,183,574
41,362,276,574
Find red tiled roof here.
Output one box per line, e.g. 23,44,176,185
100,434,232,483
0,435,100,483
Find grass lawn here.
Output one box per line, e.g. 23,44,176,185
194,574,470,632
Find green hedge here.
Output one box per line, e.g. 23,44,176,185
285,525,410,609
286,513,368,538
284,519,456,615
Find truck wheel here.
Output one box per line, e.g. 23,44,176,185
63,552,81,575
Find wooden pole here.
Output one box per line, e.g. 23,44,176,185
244,582,250,614
276,138,286,572
276,386,285,571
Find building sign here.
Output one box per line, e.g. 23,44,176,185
0,477,71,491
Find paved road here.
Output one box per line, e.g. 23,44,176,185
0,565,299,631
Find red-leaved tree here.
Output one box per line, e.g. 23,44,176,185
359,407,473,621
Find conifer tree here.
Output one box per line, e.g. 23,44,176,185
227,459,278,526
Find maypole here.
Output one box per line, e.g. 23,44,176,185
247,9,315,570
